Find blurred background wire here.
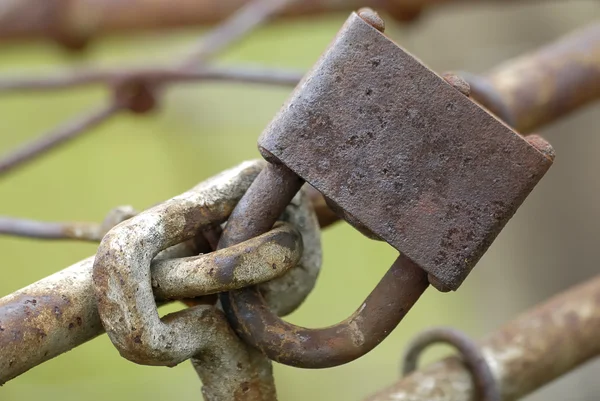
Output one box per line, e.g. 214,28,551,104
1,1,599,400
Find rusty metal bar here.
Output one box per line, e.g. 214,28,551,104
189,308,276,401
465,22,600,133
365,274,600,401
0,159,323,385
0,0,541,47
0,225,301,384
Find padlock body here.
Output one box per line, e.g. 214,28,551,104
258,13,552,290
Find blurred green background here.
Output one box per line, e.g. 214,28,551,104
1,2,600,400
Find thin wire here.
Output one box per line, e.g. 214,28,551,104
0,65,303,92
0,103,120,176
181,0,295,67
0,217,102,241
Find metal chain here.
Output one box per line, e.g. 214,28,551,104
0,160,322,390
0,3,600,401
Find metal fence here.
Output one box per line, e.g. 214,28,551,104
1,1,599,400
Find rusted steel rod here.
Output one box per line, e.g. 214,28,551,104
0,217,107,241
0,0,539,47
365,274,600,401
464,22,600,133
0,226,301,384
0,160,323,385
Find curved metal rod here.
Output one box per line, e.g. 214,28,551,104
401,327,500,401
93,160,266,366
92,159,323,367
219,163,429,368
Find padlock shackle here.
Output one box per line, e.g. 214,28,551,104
219,163,429,368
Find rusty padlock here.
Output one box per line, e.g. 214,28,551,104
218,9,553,368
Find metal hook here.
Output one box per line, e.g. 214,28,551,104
401,327,501,401
219,163,429,368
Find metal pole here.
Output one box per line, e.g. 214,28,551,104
0,0,545,47
365,274,600,401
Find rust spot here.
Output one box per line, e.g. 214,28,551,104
269,229,298,252
212,254,239,285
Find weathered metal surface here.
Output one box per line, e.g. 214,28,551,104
465,22,600,133
190,307,276,401
223,252,429,368
92,159,321,367
219,162,428,368
306,184,341,229
0,221,302,384
442,73,471,98
0,256,100,385
401,327,500,401
258,12,554,290
191,189,322,401
218,162,305,249
151,222,302,300
258,188,322,317
366,274,600,401
0,0,538,46
92,160,265,366
0,159,322,384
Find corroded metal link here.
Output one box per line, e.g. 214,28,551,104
151,222,302,301
92,160,264,366
401,327,500,401
192,187,322,401
0,159,321,382
190,307,277,401
225,253,429,368
0,219,303,383
219,164,429,368
92,160,322,366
